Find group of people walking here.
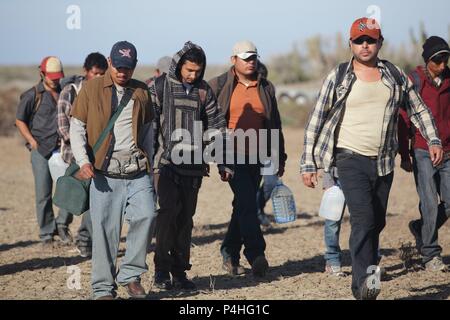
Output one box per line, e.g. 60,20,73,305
15,17,449,300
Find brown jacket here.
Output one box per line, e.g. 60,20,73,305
71,70,154,170
209,67,287,168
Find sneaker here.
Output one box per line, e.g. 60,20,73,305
57,226,73,245
325,264,346,277
172,274,197,291
359,278,381,300
222,258,246,276
408,220,423,251
257,213,271,228
425,256,449,272
251,256,269,278
154,271,173,290
76,245,92,258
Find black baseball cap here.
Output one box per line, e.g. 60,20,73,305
110,41,138,69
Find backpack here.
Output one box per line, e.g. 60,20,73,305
332,60,404,107
154,73,207,107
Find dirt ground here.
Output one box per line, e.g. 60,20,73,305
0,128,448,300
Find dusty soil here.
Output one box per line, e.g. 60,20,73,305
0,128,448,300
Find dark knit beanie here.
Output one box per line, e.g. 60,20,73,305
422,36,450,62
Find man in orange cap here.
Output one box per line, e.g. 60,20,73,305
301,18,443,299
16,56,73,247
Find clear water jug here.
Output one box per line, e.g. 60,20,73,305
318,185,346,221
271,179,296,224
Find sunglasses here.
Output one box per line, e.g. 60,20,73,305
431,53,449,65
352,36,378,45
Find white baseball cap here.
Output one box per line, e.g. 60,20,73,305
232,40,259,59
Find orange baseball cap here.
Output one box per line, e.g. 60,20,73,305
350,17,383,40
39,56,64,80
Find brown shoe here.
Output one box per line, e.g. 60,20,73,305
222,258,246,276
125,281,147,299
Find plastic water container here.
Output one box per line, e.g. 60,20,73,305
319,185,346,221
48,150,69,182
271,179,297,224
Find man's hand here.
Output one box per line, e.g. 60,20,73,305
429,145,443,167
302,173,318,189
30,139,38,150
77,163,95,180
400,159,413,172
220,171,232,182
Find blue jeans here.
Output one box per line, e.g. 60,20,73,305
30,149,72,240
90,171,156,299
322,176,346,267
324,218,344,267
221,164,265,265
412,149,450,263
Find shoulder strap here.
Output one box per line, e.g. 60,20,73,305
332,62,350,107
92,88,134,155
410,70,422,93
382,60,403,86
32,84,43,116
25,83,43,128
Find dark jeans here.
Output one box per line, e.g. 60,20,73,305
30,149,73,240
221,164,266,265
412,149,450,263
336,152,393,294
154,167,202,276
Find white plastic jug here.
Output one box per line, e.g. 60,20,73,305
48,150,69,182
319,185,346,221
271,180,296,224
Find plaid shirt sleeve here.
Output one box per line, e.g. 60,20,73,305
403,71,442,147
57,86,73,143
300,68,337,174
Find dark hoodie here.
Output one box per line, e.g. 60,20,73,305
150,41,229,176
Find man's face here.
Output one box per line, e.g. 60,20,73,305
232,55,258,76
108,58,134,86
427,53,449,77
350,36,382,63
180,60,203,84
85,66,107,81
42,73,60,90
